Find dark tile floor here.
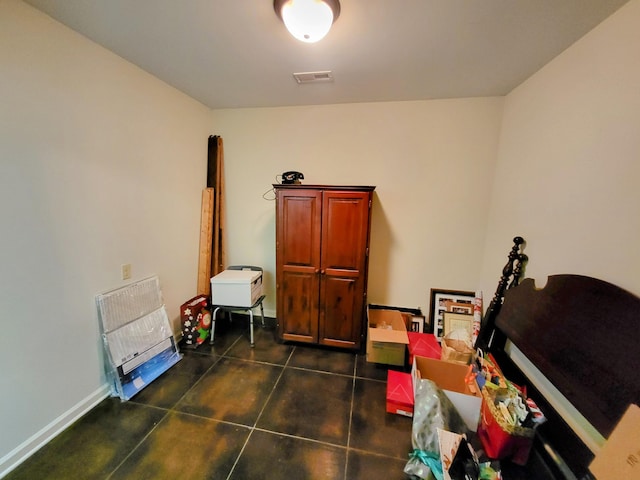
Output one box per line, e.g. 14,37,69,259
6,318,413,480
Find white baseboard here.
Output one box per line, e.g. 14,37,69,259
0,384,111,478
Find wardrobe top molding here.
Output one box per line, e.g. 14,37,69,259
273,184,376,191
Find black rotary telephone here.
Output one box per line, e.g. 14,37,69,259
281,171,304,184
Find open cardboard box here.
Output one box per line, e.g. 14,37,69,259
589,403,640,480
412,355,481,432
366,307,409,366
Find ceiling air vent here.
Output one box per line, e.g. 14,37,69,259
293,71,334,84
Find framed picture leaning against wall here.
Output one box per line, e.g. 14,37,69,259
428,288,475,340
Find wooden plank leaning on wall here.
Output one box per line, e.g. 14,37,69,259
197,188,214,295
196,135,225,296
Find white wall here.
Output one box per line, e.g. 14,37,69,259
3,0,639,474
0,0,211,473
213,98,504,317
479,0,640,299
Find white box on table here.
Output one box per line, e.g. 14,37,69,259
211,269,263,307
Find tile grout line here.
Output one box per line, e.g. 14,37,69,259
119,342,398,479
167,334,243,410
286,364,354,378
224,346,295,480
105,406,173,480
247,426,342,447
343,355,358,480
251,345,295,427
13,328,414,479
108,335,245,479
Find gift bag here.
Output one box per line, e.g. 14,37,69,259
476,386,535,465
180,295,212,348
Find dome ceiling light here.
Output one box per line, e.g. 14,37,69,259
274,0,341,43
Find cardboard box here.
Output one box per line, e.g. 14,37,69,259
386,370,414,417
589,404,640,480
366,308,409,366
440,337,474,365
407,332,442,365
211,269,263,307
412,355,481,432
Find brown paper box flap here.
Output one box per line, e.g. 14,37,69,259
590,404,640,480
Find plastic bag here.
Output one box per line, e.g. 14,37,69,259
404,379,469,479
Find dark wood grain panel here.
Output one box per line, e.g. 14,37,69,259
496,275,640,437
487,274,640,477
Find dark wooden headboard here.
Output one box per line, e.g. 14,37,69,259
484,274,640,478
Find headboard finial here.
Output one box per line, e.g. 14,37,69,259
475,236,526,349
510,253,528,288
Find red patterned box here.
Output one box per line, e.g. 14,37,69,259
407,332,442,365
386,370,414,417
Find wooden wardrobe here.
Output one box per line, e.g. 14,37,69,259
274,184,375,351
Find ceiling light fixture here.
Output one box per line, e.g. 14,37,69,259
274,0,341,43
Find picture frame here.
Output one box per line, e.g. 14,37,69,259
428,288,475,340
443,311,474,338
444,301,474,315
410,314,426,333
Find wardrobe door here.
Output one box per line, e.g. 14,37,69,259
276,189,322,343
318,190,371,349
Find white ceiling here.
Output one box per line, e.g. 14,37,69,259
25,0,629,109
